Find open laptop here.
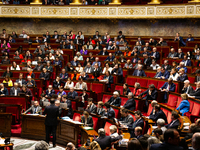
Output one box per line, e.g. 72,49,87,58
60,103,68,109
43,101,50,107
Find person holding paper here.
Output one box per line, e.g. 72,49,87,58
81,111,93,127
24,101,42,115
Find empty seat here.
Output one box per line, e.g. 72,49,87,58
167,94,178,107
73,113,81,122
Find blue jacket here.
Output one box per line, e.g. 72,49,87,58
177,66,188,73
70,60,79,67
161,82,176,92
103,75,113,88
150,142,183,150
112,68,123,76
53,60,62,68
132,69,146,77
67,91,78,99
151,51,160,60
177,74,188,82
108,96,121,107
0,87,9,95
59,73,68,79
176,100,190,116
139,89,158,101
157,70,170,79
45,89,55,97
105,56,115,62
186,37,194,42
181,60,192,66
105,107,115,120
131,57,140,63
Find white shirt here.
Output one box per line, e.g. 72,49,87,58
64,82,74,89
11,65,20,70
169,73,179,81
20,34,27,38
150,64,160,70
102,67,113,74
18,80,22,86
14,89,17,96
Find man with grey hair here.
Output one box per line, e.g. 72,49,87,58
168,48,178,59
161,60,172,71
66,142,76,150
132,64,146,77
55,100,62,116
160,77,176,103
0,83,9,96
192,133,200,150
10,82,20,96
67,87,78,99
181,80,194,95
154,67,162,78
120,108,134,126
35,140,49,150
157,118,167,133
188,81,200,99
95,128,111,150
108,91,121,107
123,92,135,111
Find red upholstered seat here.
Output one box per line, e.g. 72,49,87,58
188,100,194,113
73,113,81,122
161,108,169,117
102,94,112,103
146,72,156,78
142,119,146,135
129,113,135,121
126,77,137,86
92,116,99,131
104,122,112,136
137,78,148,87
167,94,178,107
113,108,120,119
147,80,158,88
144,104,153,116
115,85,123,96
135,100,140,111
121,97,128,106
185,103,200,122
167,111,172,124
71,101,77,110
91,83,105,101
176,97,182,109
188,76,196,83
157,80,167,89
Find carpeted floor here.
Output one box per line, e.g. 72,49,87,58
10,137,66,150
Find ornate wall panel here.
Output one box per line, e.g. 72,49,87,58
0,4,200,18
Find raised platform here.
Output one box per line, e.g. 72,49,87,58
0,4,200,19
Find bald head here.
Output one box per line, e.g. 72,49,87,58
192,133,200,149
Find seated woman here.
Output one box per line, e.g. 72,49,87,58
79,88,88,107
103,71,113,90
132,82,142,97
3,76,13,86
1,39,11,48
76,63,83,73
93,41,102,50
96,101,105,117
45,61,53,72
102,63,112,74
109,125,119,138
10,61,20,70
81,111,93,127
2,67,13,78
49,53,55,60
80,46,88,55
76,52,83,61
123,83,131,96
176,93,190,116
13,50,23,59
85,41,93,50
64,78,74,89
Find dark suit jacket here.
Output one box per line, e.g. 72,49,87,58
53,80,64,88
67,91,78,99
151,51,160,60
132,69,146,77
123,98,135,111
181,86,194,95
26,80,37,87
43,104,59,126
161,82,176,92
98,50,108,55
144,57,152,67
97,108,105,116
181,60,192,66
33,39,41,43
165,119,180,129
86,104,97,114
177,74,188,82
112,68,123,76
190,88,200,96
137,40,145,45
39,72,50,80
0,87,9,95
91,67,102,74
105,56,115,62
93,35,101,39
16,79,26,86
150,142,183,150
2,71,13,78
177,52,184,59
149,109,168,124
105,107,115,120
81,116,93,127
42,38,50,43
139,89,158,101
53,60,62,68
33,65,44,71
161,64,172,71
103,75,113,88
45,89,55,97
70,60,79,67
52,35,59,39
108,96,121,107
95,136,111,150
65,99,73,117
59,73,68,79
128,118,144,130
10,87,20,96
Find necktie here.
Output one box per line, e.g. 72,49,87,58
34,107,37,114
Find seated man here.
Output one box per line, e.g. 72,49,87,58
26,76,37,87
85,98,97,114
71,57,79,67
95,128,112,150
61,95,73,118
181,80,194,95
157,67,170,79
10,82,20,96
149,129,183,150
182,55,192,66
108,91,121,107
128,110,144,138
16,73,26,86
139,84,158,110
120,108,134,126
97,101,105,117
55,100,62,116
74,78,88,90
157,119,167,133
26,68,35,78
81,111,93,127
20,85,33,101
24,101,42,115
59,68,68,80
135,127,143,139
177,62,188,73
105,53,115,62
160,78,176,103
53,76,65,88
104,102,115,120
67,87,78,99
161,60,171,71
177,68,188,82
188,81,200,99
150,47,160,61
79,71,89,81
123,92,135,111
149,104,168,124
132,64,146,77
92,57,101,67
39,68,50,81
33,61,44,71
165,111,180,130
0,83,9,96
53,57,62,68
45,85,55,98
57,86,66,97
167,48,178,59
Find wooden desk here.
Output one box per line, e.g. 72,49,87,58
21,114,90,146
0,113,12,137
0,142,13,150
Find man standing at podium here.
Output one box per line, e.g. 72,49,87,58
43,98,59,147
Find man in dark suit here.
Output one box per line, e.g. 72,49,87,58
174,48,184,59
143,54,152,67
16,73,26,86
105,53,115,62
104,102,115,120
0,83,9,96
95,128,111,150
120,108,134,126
67,40,76,50
67,87,78,99
189,81,200,99
24,101,42,115
59,68,68,80
26,76,37,87
81,111,93,127
174,32,186,47
61,95,73,118
151,47,160,61
53,57,62,68
192,132,200,150
123,92,135,111
149,104,168,124
132,64,146,77
43,99,59,147
135,127,143,139
177,68,188,82
10,82,21,96
53,76,64,88
182,55,192,66
91,63,102,74
45,85,55,97
108,91,121,107
42,34,50,43
128,110,144,138
160,78,176,103
161,60,172,72
165,111,180,130
103,71,113,89
33,61,44,71
39,68,50,81
33,36,41,43
52,31,59,39
168,48,178,58
137,37,145,45
117,31,125,40
85,98,97,114
157,67,170,79
98,48,108,55
149,129,183,150
181,80,194,95
70,57,79,67
142,42,152,51
93,31,101,39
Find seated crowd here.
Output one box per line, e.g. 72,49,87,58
0,29,200,150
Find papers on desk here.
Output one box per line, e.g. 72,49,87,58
61,117,84,125
83,127,93,130
183,123,190,126
99,80,107,82
119,139,129,147
183,126,190,130
26,114,39,116
145,116,150,119
0,139,5,144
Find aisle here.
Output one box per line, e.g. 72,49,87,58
10,137,66,150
